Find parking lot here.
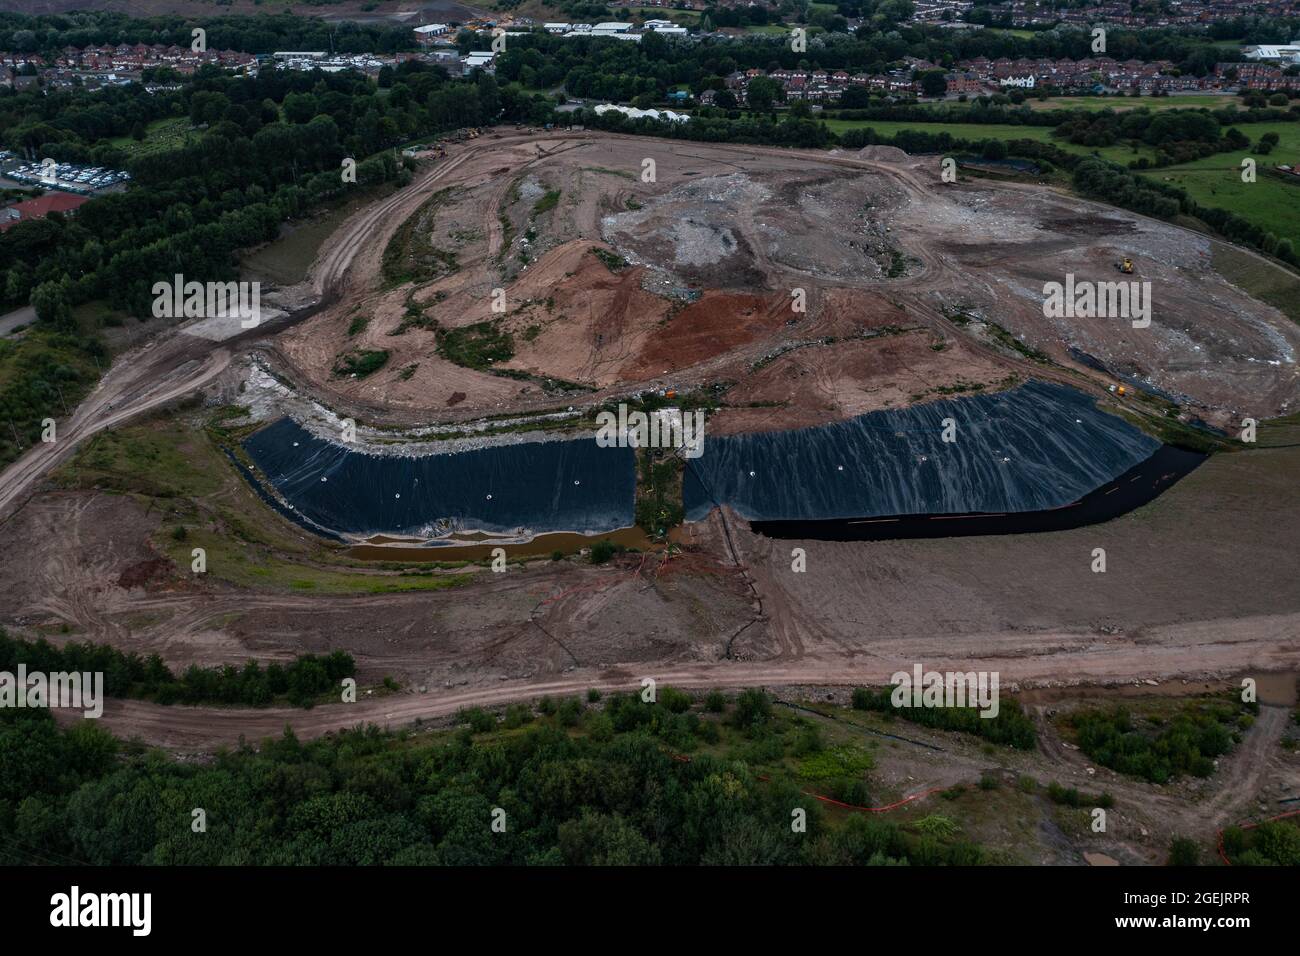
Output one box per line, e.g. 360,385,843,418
0,153,130,195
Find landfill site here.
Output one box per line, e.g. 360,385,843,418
1,131,1297,865
268,134,1299,434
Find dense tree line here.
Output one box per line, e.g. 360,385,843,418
0,630,355,708
0,62,559,319
0,688,992,865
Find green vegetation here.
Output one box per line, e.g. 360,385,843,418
1211,246,1300,325
1064,696,1253,783
0,686,997,865
634,448,685,537
588,539,627,565
106,116,194,156
1045,781,1114,809
333,349,390,378
0,629,355,709
381,189,459,286
850,686,1037,750
798,744,874,780
1221,817,1300,866
592,247,628,272
1168,836,1201,866
346,314,370,337
435,321,514,370
0,323,105,468
532,188,561,216
54,417,475,595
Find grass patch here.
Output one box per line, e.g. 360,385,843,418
592,247,628,272
532,188,561,216
333,349,389,378
381,188,458,285
1211,245,1300,325
798,744,875,780
107,116,196,156
436,320,514,370
52,416,475,595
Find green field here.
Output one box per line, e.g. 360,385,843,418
1024,94,1240,112
823,118,1156,164
618,5,701,22
107,116,197,156
1211,246,1300,325
1141,121,1300,245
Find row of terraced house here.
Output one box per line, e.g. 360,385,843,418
2,44,256,75
718,54,1222,105
980,0,1300,28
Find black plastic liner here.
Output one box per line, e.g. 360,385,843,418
242,417,635,537
749,444,1204,540
684,381,1161,522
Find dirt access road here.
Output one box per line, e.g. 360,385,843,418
66,609,1300,750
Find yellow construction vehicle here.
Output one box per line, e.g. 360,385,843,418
1118,257,1134,274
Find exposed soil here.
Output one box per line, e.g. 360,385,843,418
264,133,1300,435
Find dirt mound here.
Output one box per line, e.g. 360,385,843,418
711,327,1013,434
501,243,674,387
117,557,174,590
857,145,910,163
619,291,793,381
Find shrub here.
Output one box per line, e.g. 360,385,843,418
1168,837,1200,866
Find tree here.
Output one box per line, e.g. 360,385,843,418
31,278,75,331
920,70,949,97
1168,837,1200,866
746,76,783,112
189,90,230,127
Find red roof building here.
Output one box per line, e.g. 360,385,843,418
0,192,90,232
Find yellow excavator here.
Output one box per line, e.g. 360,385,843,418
1117,256,1134,275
